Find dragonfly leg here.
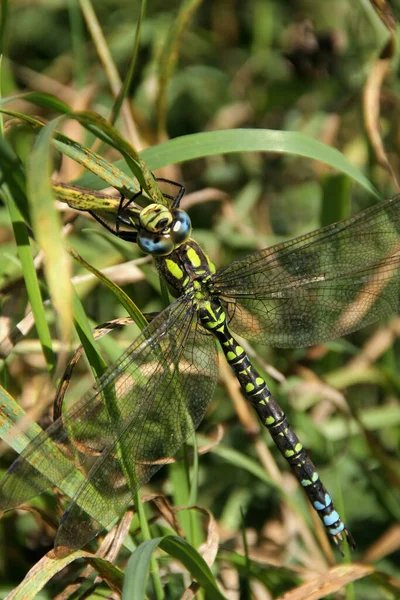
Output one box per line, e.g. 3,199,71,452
154,177,186,208
116,189,143,232
86,189,142,242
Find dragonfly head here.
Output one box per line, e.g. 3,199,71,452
137,203,192,256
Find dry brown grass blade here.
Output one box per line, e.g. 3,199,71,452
144,493,186,537
363,0,398,189
348,316,400,369
79,0,140,148
363,522,400,562
277,564,374,600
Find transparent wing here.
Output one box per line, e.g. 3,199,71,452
0,296,218,549
213,195,400,347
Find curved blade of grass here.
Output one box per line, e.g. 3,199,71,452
0,94,123,152
0,94,163,200
140,130,382,199
76,129,381,199
27,117,73,343
54,133,140,195
4,91,72,114
53,182,126,212
0,100,380,200
123,535,227,600
0,107,140,197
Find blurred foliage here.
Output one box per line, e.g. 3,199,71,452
0,0,400,599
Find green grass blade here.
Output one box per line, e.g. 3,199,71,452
0,136,30,223
69,245,148,329
0,105,142,202
27,117,73,343
0,385,43,453
54,134,140,195
75,129,381,200
72,290,107,379
160,536,227,599
122,537,163,600
123,535,228,600
0,385,88,500
140,130,382,199
134,495,163,600
4,190,55,371
0,383,134,533
321,174,352,226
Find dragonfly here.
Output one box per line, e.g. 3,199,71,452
2,179,400,554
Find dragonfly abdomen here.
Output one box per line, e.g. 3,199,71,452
198,298,354,552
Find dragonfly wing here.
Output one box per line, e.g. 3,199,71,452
0,296,219,549
213,195,400,347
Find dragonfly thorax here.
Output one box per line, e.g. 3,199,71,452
137,204,192,256
157,239,216,298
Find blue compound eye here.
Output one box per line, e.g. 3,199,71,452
137,230,174,256
170,210,191,245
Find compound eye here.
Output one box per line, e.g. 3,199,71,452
170,209,191,245
137,229,174,256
